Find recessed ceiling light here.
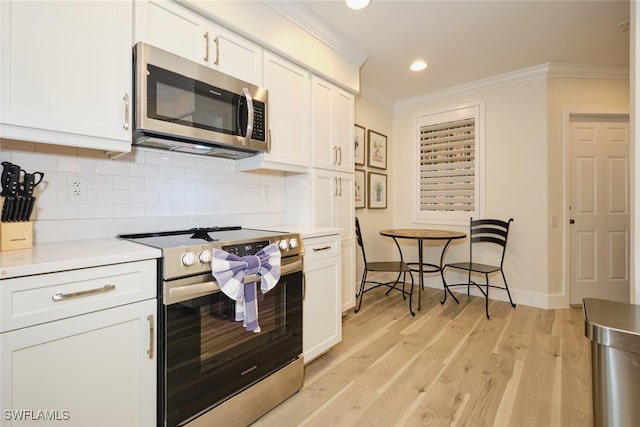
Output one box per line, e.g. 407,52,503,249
346,0,370,10
410,60,428,72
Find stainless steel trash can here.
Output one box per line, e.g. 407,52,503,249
583,298,640,427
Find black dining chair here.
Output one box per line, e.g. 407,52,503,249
355,217,415,316
441,218,515,319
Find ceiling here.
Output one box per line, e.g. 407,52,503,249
291,0,630,104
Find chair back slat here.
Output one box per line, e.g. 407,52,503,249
468,217,513,266
355,217,367,264
471,235,507,247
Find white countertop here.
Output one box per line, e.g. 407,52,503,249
0,239,161,279
267,225,342,239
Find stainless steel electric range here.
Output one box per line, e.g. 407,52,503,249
119,226,304,427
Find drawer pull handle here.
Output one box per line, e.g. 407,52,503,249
147,314,154,360
313,245,332,252
52,284,116,301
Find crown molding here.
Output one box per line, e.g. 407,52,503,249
395,64,550,110
547,63,629,79
394,62,629,111
262,0,368,66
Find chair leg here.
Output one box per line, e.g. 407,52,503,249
385,272,404,298
354,270,368,314
440,266,448,305
402,272,406,297
484,273,490,319
408,273,415,317
502,270,517,308
440,266,460,305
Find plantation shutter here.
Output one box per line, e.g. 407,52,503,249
419,117,475,213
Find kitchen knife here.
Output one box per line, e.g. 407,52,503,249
21,172,44,221
1,162,13,196
1,163,20,221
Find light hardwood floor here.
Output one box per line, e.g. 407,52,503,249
254,286,592,426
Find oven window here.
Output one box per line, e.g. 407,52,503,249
163,271,302,427
147,64,239,135
200,287,277,361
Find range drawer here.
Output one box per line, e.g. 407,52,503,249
0,260,156,332
303,234,340,262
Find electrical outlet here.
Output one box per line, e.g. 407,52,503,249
67,175,88,201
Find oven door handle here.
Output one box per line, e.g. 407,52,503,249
167,260,302,303
281,258,303,276
169,281,220,300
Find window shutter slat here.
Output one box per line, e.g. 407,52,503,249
418,114,476,213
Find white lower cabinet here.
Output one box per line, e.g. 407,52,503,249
0,259,157,427
0,299,157,427
303,234,342,364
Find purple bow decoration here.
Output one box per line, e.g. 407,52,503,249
211,243,281,332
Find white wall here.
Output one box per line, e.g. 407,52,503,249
0,140,288,242
390,69,630,309
392,75,549,305
632,0,639,305
353,94,394,275
547,77,630,305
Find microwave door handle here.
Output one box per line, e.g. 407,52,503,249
241,88,254,147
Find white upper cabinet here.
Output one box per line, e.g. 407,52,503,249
312,169,355,242
135,0,262,85
261,52,311,169
311,76,355,172
212,25,263,85
135,0,209,65
0,0,133,153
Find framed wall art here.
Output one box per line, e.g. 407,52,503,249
367,129,387,169
368,172,387,209
354,124,366,166
355,169,366,209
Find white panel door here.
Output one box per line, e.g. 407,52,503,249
570,116,630,304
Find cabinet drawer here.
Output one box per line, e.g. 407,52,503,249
303,235,340,262
0,260,156,332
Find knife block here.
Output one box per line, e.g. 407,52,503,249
0,196,33,250
0,222,33,251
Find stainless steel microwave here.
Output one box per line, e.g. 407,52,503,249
133,42,268,159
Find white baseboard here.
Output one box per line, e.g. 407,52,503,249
363,271,570,310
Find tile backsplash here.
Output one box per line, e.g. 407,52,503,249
0,140,293,243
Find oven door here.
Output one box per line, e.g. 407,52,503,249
160,265,302,427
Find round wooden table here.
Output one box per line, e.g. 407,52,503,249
379,229,466,311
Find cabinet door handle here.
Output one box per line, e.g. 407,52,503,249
333,146,338,165
204,32,210,62
313,245,332,252
122,94,129,130
267,129,272,153
214,35,220,66
338,177,343,196
333,177,338,196
338,146,342,165
52,284,116,301
302,273,306,301
147,314,155,360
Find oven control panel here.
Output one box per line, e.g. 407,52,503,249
222,240,270,257
162,233,303,280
